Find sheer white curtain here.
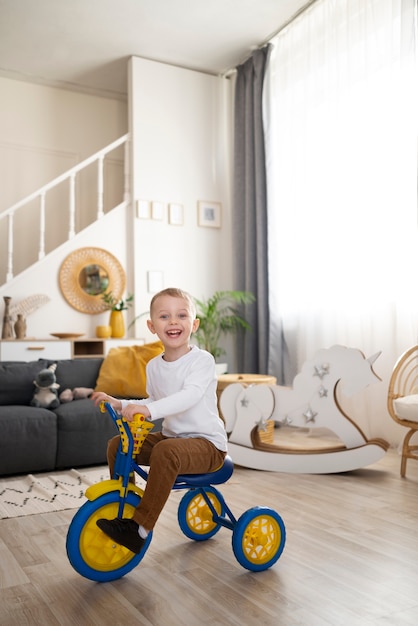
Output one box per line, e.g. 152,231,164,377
264,0,418,444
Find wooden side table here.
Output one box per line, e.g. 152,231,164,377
217,374,277,434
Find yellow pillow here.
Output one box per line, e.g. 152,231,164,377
95,341,164,398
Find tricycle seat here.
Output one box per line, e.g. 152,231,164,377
174,454,234,486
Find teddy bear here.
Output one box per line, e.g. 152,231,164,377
59,387,94,403
30,363,60,409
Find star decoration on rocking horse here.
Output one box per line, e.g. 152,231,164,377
256,417,269,432
303,407,318,423
313,363,330,380
318,385,328,398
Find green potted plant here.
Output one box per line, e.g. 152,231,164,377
101,291,134,312
101,291,134,338
194,290,255,372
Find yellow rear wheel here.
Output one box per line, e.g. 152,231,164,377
232,507,286,571
178,487,224,540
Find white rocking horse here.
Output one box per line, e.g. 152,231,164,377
220,345,389,473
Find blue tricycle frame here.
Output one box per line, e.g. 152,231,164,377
66,402,286,582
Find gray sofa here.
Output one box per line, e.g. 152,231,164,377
0,357,116,476
0,357,122,476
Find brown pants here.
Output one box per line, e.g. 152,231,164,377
107,432,226,531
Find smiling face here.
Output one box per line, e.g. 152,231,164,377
147,291,200,359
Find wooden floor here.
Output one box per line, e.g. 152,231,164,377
0,448,417,626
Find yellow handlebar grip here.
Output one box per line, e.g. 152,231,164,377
99,401,107,413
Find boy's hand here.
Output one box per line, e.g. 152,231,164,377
121,403,151,422
91,391,122,413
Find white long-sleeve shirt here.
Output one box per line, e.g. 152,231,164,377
121,345,228,452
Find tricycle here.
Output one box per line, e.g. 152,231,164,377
66,402,286,582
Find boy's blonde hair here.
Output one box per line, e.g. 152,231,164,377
150,288,196,318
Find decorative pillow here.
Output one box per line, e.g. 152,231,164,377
0,359,49,405
393,394,418,423
95,341,164,398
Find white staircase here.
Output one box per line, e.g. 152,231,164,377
0,134,131,287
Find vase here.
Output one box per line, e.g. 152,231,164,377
14,314,27,339
96,324,112,338
2,296,13,339
109,310,125,338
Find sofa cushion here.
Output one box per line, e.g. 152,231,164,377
47,358,103,392
54,399,117,469
0,406,57,475
393,394,418,423
94,341,164,398
0,359,49,406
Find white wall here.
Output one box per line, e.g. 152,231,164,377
0,61,236,364
0,77,128,281
128,57,234,352
0,76,127,212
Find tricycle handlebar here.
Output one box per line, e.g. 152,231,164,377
100,401,154,457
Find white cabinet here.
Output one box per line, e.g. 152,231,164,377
72,338,145,358
0,338,146,361
0,340,72,361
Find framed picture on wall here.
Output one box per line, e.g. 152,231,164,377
197,201,221,228
168,203,184,226
151,201,165,220
136,200,150,219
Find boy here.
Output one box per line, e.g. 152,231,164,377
91,287,227,553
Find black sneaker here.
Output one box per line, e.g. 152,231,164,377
96,517,145,554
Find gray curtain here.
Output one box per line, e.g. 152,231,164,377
233,46,272,374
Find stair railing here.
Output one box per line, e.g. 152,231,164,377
0,133,130,283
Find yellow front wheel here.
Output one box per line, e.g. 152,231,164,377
66,490,151,581
232,507,286,571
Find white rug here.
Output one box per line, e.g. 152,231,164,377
0,466,109,519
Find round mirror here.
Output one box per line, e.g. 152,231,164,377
59,248,126,314
78,264,109,296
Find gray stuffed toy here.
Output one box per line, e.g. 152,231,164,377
30,363,60,409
